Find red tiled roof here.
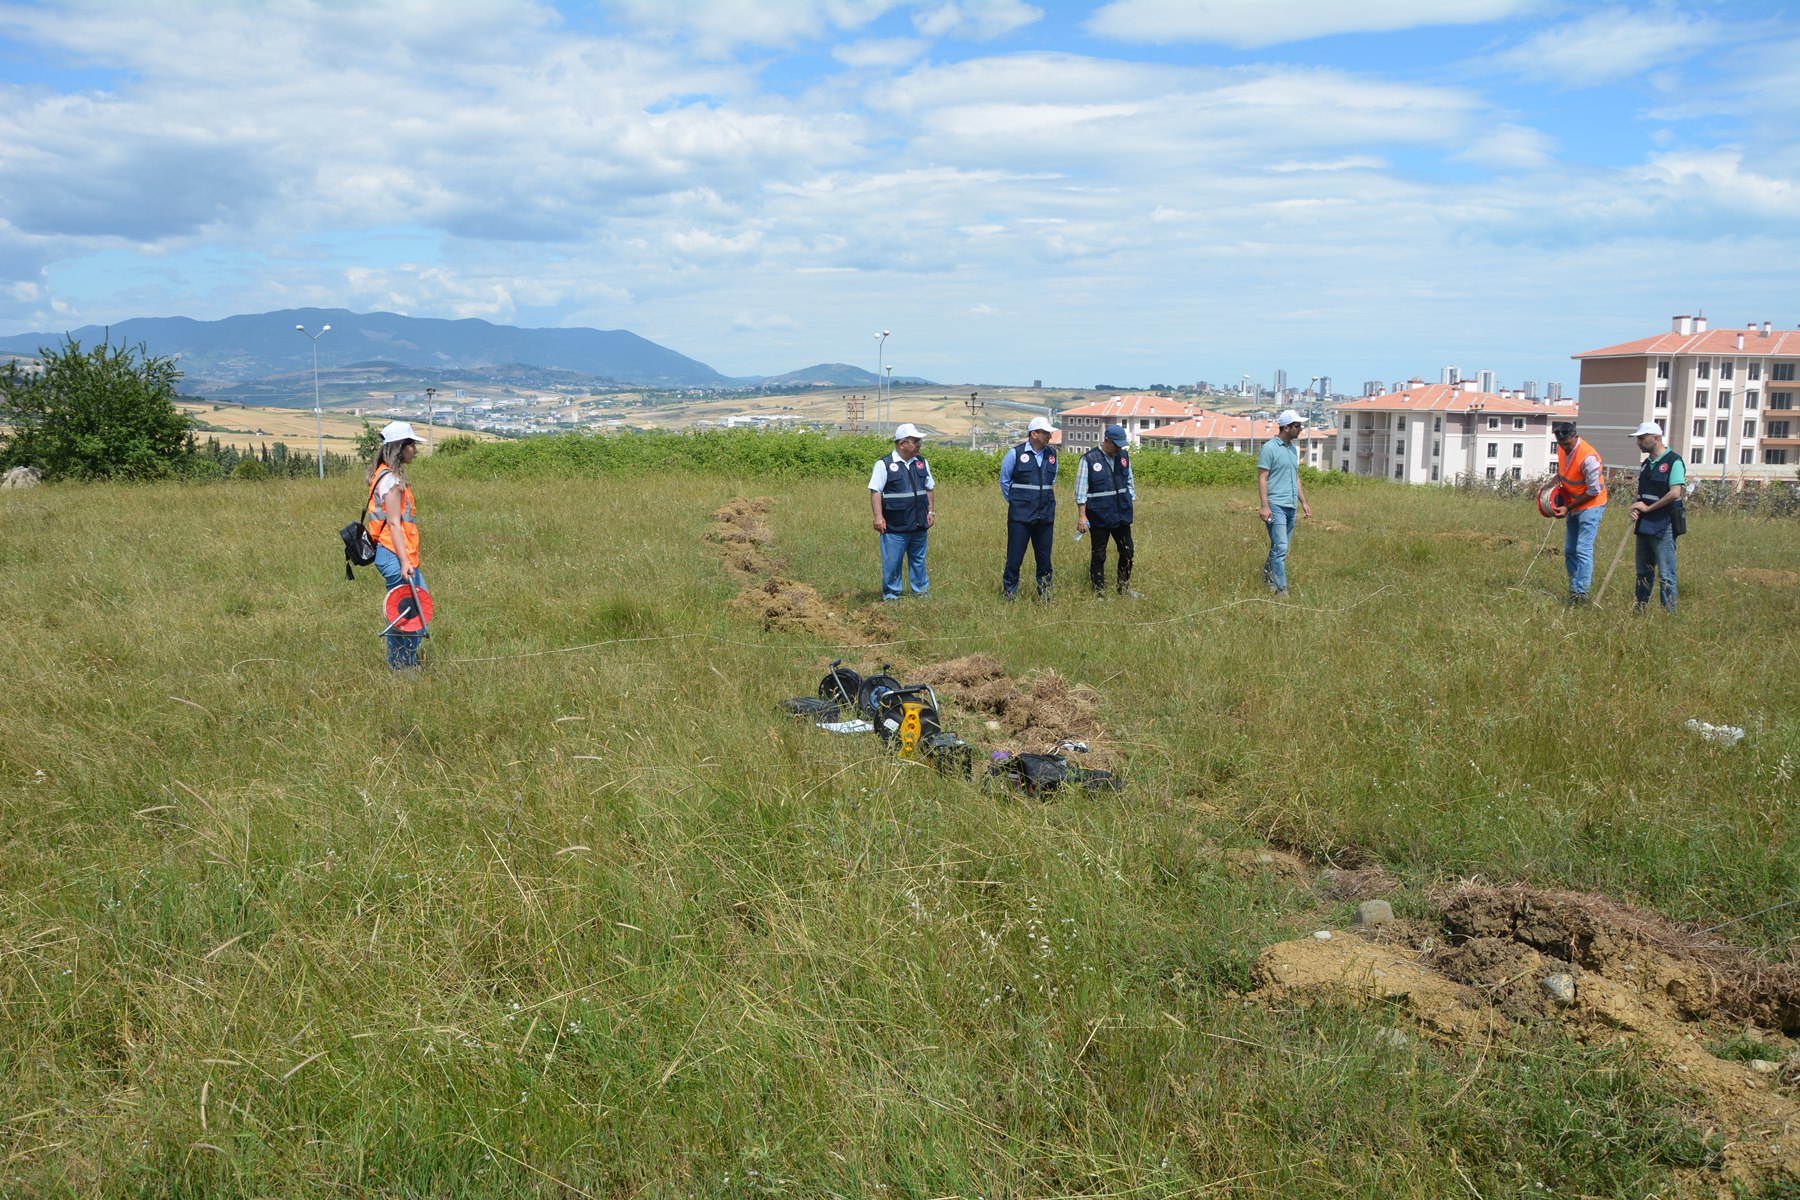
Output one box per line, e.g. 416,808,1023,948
1142,410,1329,442
1060,394,1199,419
1574,327,1800,358
1334,385,1578,416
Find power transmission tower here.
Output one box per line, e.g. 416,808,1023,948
964,391,984,449
844,396,866,434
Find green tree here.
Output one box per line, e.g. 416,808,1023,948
354,420,382,459
0,335,191,481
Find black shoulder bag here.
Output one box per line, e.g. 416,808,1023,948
339,484,379,580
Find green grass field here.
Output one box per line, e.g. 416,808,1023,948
1,466,1796,1198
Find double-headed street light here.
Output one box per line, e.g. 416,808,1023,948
874,329,890,435
295,323,331,478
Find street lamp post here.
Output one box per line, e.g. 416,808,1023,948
884,365,894,429
424,387,436,452
874,329,890,436
295,323,331,478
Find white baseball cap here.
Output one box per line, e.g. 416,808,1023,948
1632,421,1664,438
381,420,419,445
1027,415,1055,433
1277,409,1304,427
893,423,925,441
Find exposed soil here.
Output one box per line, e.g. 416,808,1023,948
1727,567,1800,588
1250,881,1800,1193
1438,529,1521,549
709,497,891,644
910,653,1112,760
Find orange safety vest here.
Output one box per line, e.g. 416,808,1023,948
366,466,420,568
1555,437,1607,511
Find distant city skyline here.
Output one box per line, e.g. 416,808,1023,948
1,1,1794,388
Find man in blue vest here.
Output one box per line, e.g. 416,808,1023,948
1076,423,1138,598
868,422,935,601
1627,420,1684,613
998,415,1059,602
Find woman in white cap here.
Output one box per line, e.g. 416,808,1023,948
365,421,426,668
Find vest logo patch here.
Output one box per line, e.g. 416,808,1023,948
1092,461,1102,472
1020,452,1032,462
1047,454,1056,466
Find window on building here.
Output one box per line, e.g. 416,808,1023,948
1340,438,1348,451
1395,439,1404,456
1654,389,1668,408
1749,362,1762,380
1485,466,1496,479
1693,419,1705,437
1720,392,1732,410
1766,448,1789,465
1431,465,1440,481
1713,448,1726,464
1747,391,1759,409
1512,442,1523,458
1690,444,1702,459
1510,417,1523,430
1741,448,1753,464
1769,421,1791,438
1721,362,1735,380
1695,392,1708,408
1510,466,1522,479
1697,361,1711,379
1656,360,1670,379
1341,415,1351,428
1433,416,1442,432
1773,363,1796,381
1772,392,1793,410
1393,465,1403,480
1745,421,1757,438
1716,419,1728,437
1486,416,1499,429
1485,443,1497,458
1432,440,1441,457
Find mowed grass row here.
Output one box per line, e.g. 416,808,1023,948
0,469,1794,1198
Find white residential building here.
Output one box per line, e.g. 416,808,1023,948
1058,394,1200,450
1333,383,1577,484
1573,315,1800,477
1140,411,1332,467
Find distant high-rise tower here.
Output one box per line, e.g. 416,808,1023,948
1523,379,1539,400
1273,369,1288,396
1363,380,1383,397
1317,375,1332,400
1547,381,1563,400
1440,366,1461,385
1477,369,1497,393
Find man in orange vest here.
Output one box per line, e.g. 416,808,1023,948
1549,420,1607,604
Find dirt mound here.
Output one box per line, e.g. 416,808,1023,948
1438,885,1800,1033
1250,884,1800,1191
912,654,1110,759
1727,567,1800,588
731,576,867,643
1315,865,1399,901
705,496,779,577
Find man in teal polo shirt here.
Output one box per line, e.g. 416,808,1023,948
1256,409,1312,596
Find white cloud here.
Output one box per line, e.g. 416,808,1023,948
1487,6,1722,86
913,0,1043,40
1455,123,1557,170
600,0,896,51
832,37,930,67
1268,156,1388,173
1086,0,1543,48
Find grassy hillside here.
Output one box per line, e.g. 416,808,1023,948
1,466,1796,1198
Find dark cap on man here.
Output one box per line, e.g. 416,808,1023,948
1104,423,1127,446
1552,420,1578,438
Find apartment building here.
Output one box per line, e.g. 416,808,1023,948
1140,411,1331,467
1058,395,1198,451
1573,315,1800,477
1333,384,1576,484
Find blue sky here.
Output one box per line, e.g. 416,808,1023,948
1,0,1795,391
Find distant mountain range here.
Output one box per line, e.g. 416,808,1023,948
0,308,933,398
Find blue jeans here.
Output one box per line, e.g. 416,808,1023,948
879,529,929,599
1263,505,1296,592
374,547,427,669
1634,528,1677,611
1563,504,1604,597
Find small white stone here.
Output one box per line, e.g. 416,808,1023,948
1541,973,1577,1005
1312,930,1332,941
1749,1059,1779,1075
